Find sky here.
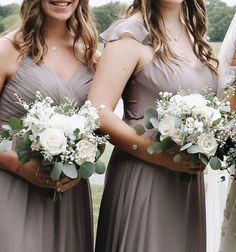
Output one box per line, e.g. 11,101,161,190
1,0,235,7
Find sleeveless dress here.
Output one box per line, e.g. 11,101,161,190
0,55,94,252
95,19,218,252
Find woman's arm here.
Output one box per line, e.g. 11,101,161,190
88,37,203,174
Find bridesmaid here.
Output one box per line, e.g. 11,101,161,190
88,0,218,251
217,13,236,252
0,0,97,251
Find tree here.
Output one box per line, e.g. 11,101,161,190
206,0,236,41
92,2,128,35
0,4,20,18
0,23,4,33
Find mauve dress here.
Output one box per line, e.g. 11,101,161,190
0,55,94,252
95,19,218,252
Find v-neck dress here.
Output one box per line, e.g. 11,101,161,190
0,55,94,252
95,19,218,252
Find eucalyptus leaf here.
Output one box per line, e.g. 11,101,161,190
149,117,159,128
18,150,28,161
199,153,209,165
23,131,31,146
19,154,29,165
95,161,106,174
180,143,192,151
15,140,28,154
9,117,23,130
173,154,182,163
79,162,95,179
160,137,174,151
187,145,201,154
134,124,145,135
0,140,12,151
62,163,78,179
144,108,158,129
147,145,155,155
209,157,222,170
51,162,63,181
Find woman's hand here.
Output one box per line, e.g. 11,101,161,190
0,151,80,192
160,151,205,174
20,160,81,192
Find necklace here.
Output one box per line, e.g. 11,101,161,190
165,22,184,42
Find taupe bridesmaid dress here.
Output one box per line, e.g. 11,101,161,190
95,19,218,252
0,54,94,252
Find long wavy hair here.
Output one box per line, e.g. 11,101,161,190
126,0,218,73
14,0,98,68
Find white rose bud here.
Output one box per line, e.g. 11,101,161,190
197,133,218,157
75,139,97,165
158,114,176,138
182,94,207,109
40,128,67,156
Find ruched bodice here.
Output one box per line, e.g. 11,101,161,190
0,55,93,126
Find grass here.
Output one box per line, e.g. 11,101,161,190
91,143,113,235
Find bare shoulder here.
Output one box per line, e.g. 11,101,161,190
0,34,19,79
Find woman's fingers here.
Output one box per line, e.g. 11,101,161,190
59,177,81,192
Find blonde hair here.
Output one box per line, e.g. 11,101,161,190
127,0,218,73
14,0,98,68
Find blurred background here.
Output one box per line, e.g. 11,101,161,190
0,0,236,234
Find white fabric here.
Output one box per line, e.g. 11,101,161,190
206,13,236,252
217,13,236,98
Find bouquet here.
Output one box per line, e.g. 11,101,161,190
0,91,108,200
134,89,235,176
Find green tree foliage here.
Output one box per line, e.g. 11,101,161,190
0,4,19,18
0,4,20,34
206,0,236,42
92,2,128,35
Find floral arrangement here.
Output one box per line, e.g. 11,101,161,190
134,89,235,172
0,92,108,199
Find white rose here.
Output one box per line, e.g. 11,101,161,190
75,139,97,165
49,114,86,135
158,114,177,138
197,133,218,157
40,128,67,156
69,114,86,134
192,106,221,123
171,129,184,145
182,94,207,109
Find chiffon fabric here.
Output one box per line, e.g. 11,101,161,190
0,55,94,252
95,18,218,252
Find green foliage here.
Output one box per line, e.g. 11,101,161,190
206,0,236,41
62,163,78,179
209,156,222,170
51,162,63,181
95,160,106,174
0,4,20,34
79,162,96,179
92,2,128,34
